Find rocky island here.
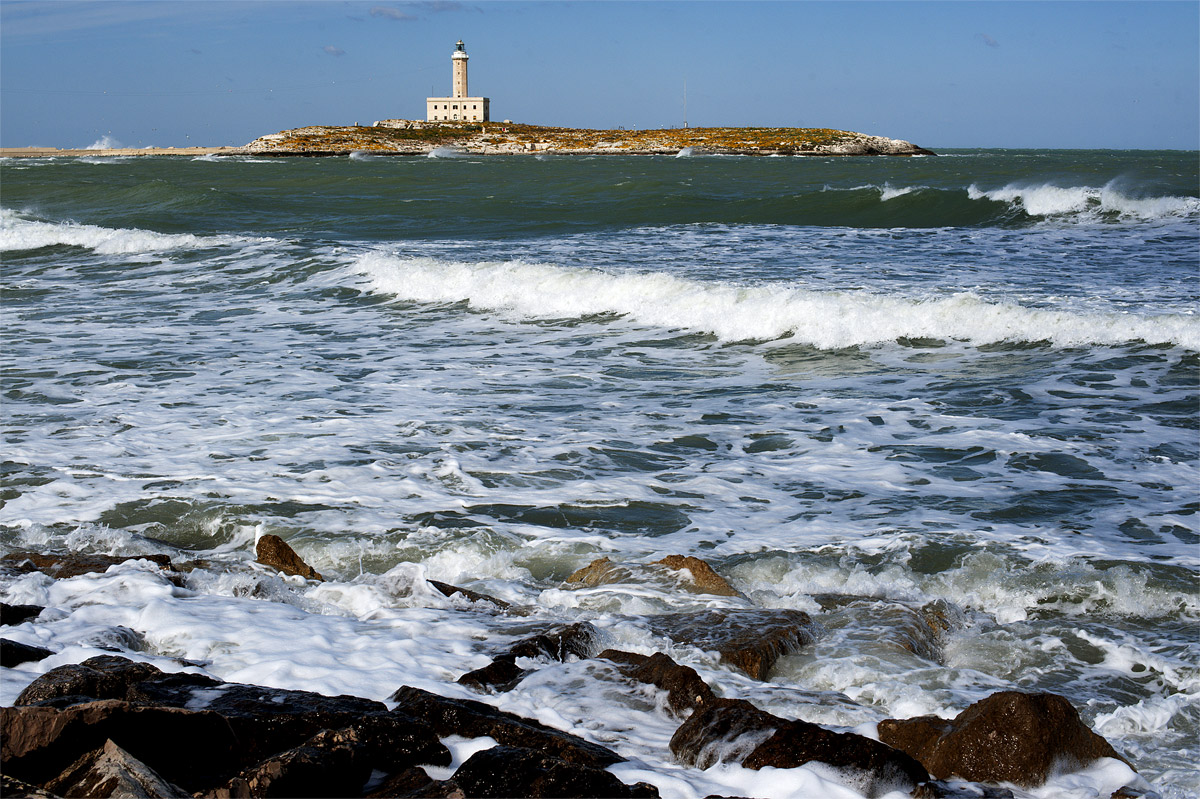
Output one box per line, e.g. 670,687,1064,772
239,121,936,157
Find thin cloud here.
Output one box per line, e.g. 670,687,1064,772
976,33,1000,49
324,45,346,57
369,6,418,21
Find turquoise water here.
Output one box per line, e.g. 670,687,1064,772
2,150,1197,798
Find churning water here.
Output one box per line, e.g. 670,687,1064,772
2,149,1197,798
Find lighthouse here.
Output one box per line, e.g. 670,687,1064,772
426,40,490,122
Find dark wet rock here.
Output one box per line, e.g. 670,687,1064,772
451,745,659,799
600,650,716,716
365,768,464,799
646,608,821,680
44,738,190,798
457,657,530,693
1,638,54,668
11,655,447,793
652,555,740,597
0,552,175,580
1,602,45,626
671,697,930,795
879,690,1130,787
1,700,239,791
428,579,511,609
458,622,600,693
254,534,323,581
742,719,930,793
669,697,785,769
15,655,187,706
207,727,370,798
565,556,630,587
390,685,624,769
1,773,63,798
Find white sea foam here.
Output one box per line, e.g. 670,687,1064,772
0,209,259,254
967,181,1200,221
352,252,1200,349
85,135,123,150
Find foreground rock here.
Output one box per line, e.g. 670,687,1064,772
1,638,54,668
3,655,653,797
879,691,1132,788
45,738,190,798
1,602,46,626
671,696,931,797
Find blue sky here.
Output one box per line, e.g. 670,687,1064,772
1,0,1196,149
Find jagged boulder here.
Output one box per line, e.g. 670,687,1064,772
1,700,239,791
878,690,1130,787
254,534,323,581
44,738,190,798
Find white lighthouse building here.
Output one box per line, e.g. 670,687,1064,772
426,40,490,123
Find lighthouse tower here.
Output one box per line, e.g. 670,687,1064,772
452,40,468,98
426,40,490,122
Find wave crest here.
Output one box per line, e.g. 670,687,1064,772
0,209,254,254
353,252,1200,349
967,181,1199,221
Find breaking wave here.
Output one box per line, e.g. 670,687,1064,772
353,251,1200,349
0,209,256,254
967,181,1200,222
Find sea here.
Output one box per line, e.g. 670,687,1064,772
1,148,1197,799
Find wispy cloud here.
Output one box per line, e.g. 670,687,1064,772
323,45,346,57
976,33,1000,49
369,6,418,21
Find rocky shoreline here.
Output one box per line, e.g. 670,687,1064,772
0,123,935,159
0,542,1144,799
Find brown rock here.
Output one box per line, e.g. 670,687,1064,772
565,557,629,587
646,609,821,680
428,580,510,609
254,535,323,581
879,691,1130,787
0,552,174,580
450,745,659,799
44,738,190,798
652,555,740,597
600,650,715,716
